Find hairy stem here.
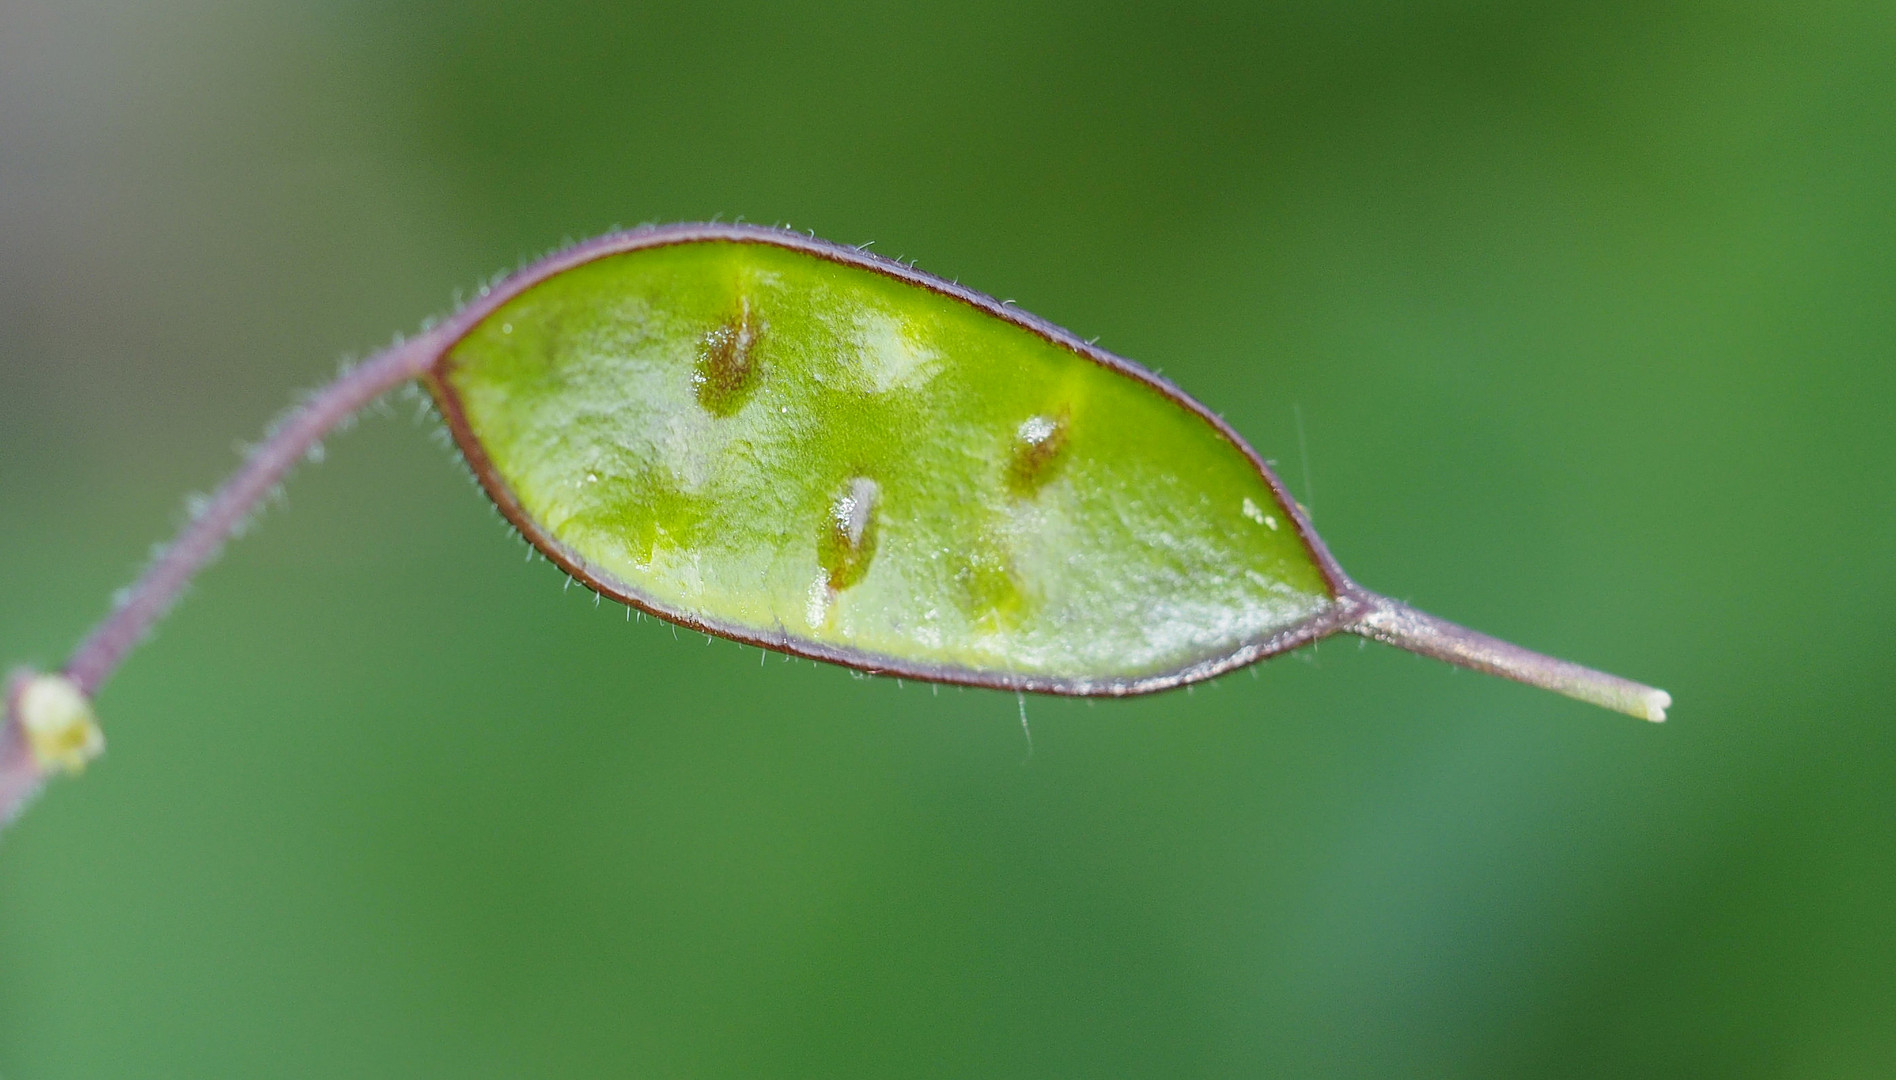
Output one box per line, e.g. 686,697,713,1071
63,333,444,695
1,329,445,826
1,674,41,825
1346,592,1670,722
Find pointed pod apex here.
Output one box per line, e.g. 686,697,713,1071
1640,688,1671,724
15,673,104,774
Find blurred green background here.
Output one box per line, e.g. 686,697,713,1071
2,1,1892,1076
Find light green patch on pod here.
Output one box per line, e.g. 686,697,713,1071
430,230,1335,694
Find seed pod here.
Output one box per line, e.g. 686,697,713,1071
425,224,1667,719
425,225,1335,694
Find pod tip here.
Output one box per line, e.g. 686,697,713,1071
1640,688,1671,724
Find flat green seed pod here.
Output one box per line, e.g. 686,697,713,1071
428,225,1348,695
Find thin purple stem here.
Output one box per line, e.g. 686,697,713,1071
0,329,444,828
1344,592,1670,722
1,674,41,826
62,331,444,696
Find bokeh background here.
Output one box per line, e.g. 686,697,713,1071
2,1,1892,1076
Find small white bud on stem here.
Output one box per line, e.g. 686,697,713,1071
16,673,105,773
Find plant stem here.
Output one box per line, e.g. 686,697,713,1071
1,329,446,825
1345,592,1670,722
1,673,42,825
63,332,444,696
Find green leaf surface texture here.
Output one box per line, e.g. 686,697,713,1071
434,232,1334,693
